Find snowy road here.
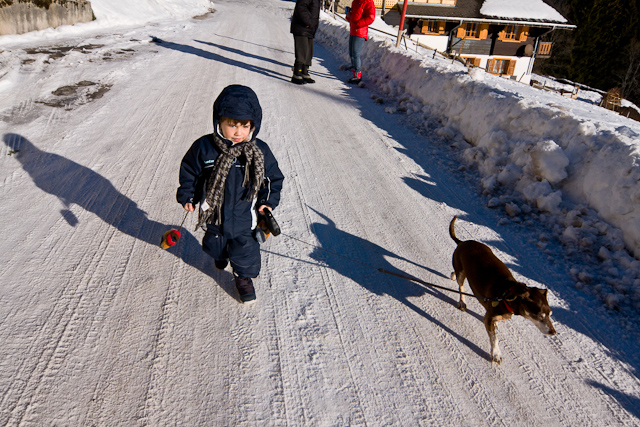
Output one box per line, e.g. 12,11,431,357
1,0,640,425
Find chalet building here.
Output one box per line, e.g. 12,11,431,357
369,0,575,84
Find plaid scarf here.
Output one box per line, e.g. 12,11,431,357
197,132,265,230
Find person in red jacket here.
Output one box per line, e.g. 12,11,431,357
346,0,376,84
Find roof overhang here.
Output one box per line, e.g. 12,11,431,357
402,15,576,30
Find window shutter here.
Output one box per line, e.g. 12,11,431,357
498,29,506,41
487,59,495,72
474,57,481,67
438,21,446,34
518,26,529,42
456,26,466,38
479,24,489,40
506,60,516,75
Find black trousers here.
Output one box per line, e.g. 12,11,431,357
293,35,314,67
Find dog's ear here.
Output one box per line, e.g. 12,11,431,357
504,283,530,301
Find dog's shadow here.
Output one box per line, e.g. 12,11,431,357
3,133,232,295
308,209,491,361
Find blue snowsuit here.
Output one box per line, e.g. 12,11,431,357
176,85,284,278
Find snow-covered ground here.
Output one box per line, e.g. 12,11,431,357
1,0,640,425
320,14,640,317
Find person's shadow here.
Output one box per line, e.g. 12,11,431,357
3,133,237,298
150,37,289,81
307,209,491,361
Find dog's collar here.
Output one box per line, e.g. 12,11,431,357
500,286,516,313
503,300,514,313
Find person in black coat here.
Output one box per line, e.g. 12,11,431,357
177,85,284,303
290,0,321,84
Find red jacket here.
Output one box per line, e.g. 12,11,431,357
348,0,376,40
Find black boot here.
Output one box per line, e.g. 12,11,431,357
291,62,305,85
301,65,315,84
234,274,256,303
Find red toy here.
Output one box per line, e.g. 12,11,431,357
160,212,188,249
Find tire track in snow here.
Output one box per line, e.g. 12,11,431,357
139,272,182,426
265,105,371,424
0,203,127,424
283,89,452,424
2,275,97,426
289,84,461,424
279,65,550,425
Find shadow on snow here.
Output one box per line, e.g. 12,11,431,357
3,133,237,300
311,39,640,398
307,208,491,362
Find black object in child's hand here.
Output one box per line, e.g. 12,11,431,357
256,209,281,243
263,209,281,236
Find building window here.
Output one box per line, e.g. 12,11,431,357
462,57,481,67
487,59,516,76
465,23,479,38
421,20,445,34
456,23,488,40
504,25,517,40
488,59,509,75
499,25,529,42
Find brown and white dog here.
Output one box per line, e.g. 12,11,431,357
449,216,556,363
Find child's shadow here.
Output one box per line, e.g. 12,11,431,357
308,209,490,360
3,133,233,292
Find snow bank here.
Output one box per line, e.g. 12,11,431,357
317,14,640,313
319,15,640,257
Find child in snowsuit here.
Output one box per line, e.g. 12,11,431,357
177,85,284,303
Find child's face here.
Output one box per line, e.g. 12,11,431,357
220,118,252,144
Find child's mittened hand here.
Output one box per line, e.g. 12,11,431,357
184,202,195,212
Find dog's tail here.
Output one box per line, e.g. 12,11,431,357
449,216,462,245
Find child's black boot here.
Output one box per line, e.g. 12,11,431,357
234,274,256,304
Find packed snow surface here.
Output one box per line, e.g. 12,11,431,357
1,0,640,425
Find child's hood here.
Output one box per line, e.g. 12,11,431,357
212,85,263,139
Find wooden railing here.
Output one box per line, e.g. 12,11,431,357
537,42,552,56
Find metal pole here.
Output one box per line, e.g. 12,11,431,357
395,0,409,47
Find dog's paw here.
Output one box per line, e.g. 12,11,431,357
491,352,503,364
457,301,467,311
